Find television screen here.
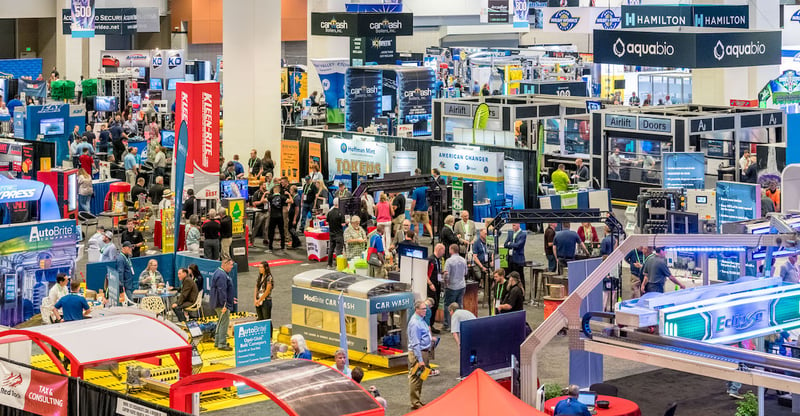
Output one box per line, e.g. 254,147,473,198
150,78,163,90
67,173,77,211
167,78,184,90
161,130,175,148
135,67,147,78
39,118,64,136
94,96,118,112
220,180,249,200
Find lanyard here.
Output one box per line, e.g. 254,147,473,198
495,281,505,301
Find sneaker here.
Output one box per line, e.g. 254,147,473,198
217,345,233,351
728,391,743,399
266,250,273,254
431,328,441,334
326,265,334,270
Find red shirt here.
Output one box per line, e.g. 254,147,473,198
79,154,93,174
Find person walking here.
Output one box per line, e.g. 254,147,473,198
375,193,393,252
254,261,273,320
266,184,289,253
408,300,434,410
210,258,235,351
426,243,445,333
326,198,345,269
505,223,527,288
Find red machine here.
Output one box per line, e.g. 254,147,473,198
37,168,79,221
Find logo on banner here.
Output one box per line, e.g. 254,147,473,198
596,9,621,29
37,104,63,114
152,52,163,69
349,84,380,99
369,18,403,33
322,79,331,90
613,38,675,58
371,38,392,48
28,224,74,243
320,17,349,34
201,92,214,166
454,163,460,171
125,53,147,61
403,88,433,98
168,51,183,69
2,372,23,388
715,310,764,332
340,143,348,153
792,10,800,22
713,40,766,61
549,9,580,31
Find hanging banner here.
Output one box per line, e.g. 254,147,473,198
784,6,800,47
345,68,382,132
512,0,529,29
61,7,137,35
0,359,68,416
280,140,300,182
172,120,188,254
621,4,748,29
432,146,504,181
311,58,349,124
487,0,510,23
308,142,322,173
543,8,621,33
397,68,435,136
391,150,418,173
327,137,390,188
175,82,220,200
70,0,96,38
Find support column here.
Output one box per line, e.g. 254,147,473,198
222,0,282,171
691,0,780,105
306,0,348,97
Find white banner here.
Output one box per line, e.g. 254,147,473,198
391,151,418,173
784,6,800,47
542,7,621,33
431,146,504,181
327,137,390,188
504,160,525,209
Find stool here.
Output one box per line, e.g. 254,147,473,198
540,272,559,306
529,266,547,306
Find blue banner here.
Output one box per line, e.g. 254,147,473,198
338,292,350,370
234,320,271,396
86,253,176,292
397,68,435,136
173,121,189,255
70,0,96,38
662,152,705,190
311,59,349,124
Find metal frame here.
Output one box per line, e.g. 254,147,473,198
520,233,796,405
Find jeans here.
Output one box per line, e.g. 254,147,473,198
296,205,312,233
726,381,741,393
443,287,465,329
546,254,557,272
78,194,92,213
204,238,220,260
328,234,344,267
214,307,230,348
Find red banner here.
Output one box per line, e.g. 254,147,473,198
175,81,221,200
0,360,68,416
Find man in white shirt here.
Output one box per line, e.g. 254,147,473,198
739,151,751,176
87,225,106,250
333,349,351,377
123,114,138,136
48,273,70,308
780,254,799,284
447,302,476,346
99,231,118,262
609,148,622,180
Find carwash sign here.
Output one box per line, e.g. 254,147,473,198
594,29,781,69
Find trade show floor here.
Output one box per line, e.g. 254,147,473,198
68,216,795,416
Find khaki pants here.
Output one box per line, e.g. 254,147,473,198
392,215,405,235
221,237,232,260
408,349,429,408
631,276,642,299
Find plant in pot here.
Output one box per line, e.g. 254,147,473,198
735,392,758,416
544,383,564,401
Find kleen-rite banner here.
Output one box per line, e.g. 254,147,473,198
311,58,349,124
397,68,435,136
70,0,96,38
327,137,389,188
175,82,220,200
0,359,68,416
432,146,504,181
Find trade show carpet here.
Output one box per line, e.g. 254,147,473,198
605,368,794,415
248,259,303,268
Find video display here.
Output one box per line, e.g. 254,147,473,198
67,173,77,211
220,180,249,200
94,96,118,112
161,130,175,148
150,78,163,90
167,78,184,90
39,119,64,136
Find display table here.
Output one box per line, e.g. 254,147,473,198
154,220,186,251
304,229,329,262
91,179,120,214
544,395,641,416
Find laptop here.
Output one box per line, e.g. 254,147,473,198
578,391,598,414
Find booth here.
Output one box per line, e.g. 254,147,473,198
591,105,786,202
289,270,413,368
38,168,79,221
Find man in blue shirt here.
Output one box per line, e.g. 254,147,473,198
124,147,139,185
624,246,647,298
553,223,588,272
98,125,111,154
599,226,616,258
210,258,235,351
408,300,433,410
410,185,431,239
53,281,91,322
116,242,136,301
504,223,527,288
641,247,685,294
553,385,592,416
6,95,23,116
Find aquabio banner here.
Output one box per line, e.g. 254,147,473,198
311,58,349,124
0,359,68,416
175,82,220,200
397,68,435,136
327,137,389,189
70,0,95,38
345,68,382,132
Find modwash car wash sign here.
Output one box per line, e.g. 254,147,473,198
593,29,781,69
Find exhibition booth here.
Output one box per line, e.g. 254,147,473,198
591,105,786,202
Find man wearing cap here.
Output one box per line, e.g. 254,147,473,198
121,221,145,257
87,225,106,251
99,231,118,262
116,242,137,301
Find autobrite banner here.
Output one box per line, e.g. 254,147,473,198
397,68,435,136
70,0,95,38
0,359,68,416
175,82,220,200
311,58,349,124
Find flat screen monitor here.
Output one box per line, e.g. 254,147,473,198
668,210,699,234
161,130,175,148
578,392,597,406
94,96,118,112
397,243,427,259
381,95,393,111
220,180,248,200
135,67,147,78
459,310,526,378
150,78,163,90
67,173,77,211
167,78,183,90
696,195,708,204
39,118,64,136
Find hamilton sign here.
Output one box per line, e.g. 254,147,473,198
594,29,780,68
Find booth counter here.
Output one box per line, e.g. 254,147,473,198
591,105,786,202
288,269,413,368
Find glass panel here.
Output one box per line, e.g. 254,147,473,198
564,118,589,155
637,75,651,105
608,136,665,184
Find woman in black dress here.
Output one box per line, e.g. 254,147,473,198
254,261,274,320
